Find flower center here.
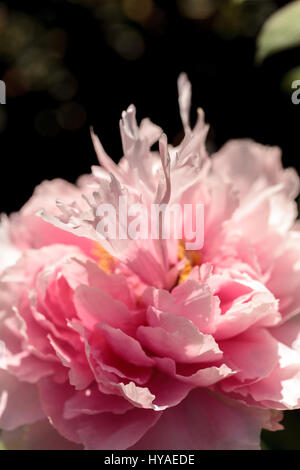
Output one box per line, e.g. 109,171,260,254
177,240,202,284
92,243,115,274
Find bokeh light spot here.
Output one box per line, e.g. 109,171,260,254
178,0,217,20
122,0,153,23
57,102,87,131
106,24,145,61
50,70,78,101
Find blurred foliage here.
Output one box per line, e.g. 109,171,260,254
0,0,281,137
281,65,300,92
256,0,300,63
213,0,276,39
0,0,290,137
0,7,70,95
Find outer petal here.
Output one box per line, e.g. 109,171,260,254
130,388,276,450
244,342,300,410
9,179,94,255
0,215,20,272
38,378,162,450
0,370,44,430
270,314,300,352
218,328,279,392
1,419,82,450
212,140,287,198
266,231,300,321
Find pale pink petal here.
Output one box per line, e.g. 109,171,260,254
74,285,135,331
270,314,300,352
215,285,280,341
172,279,219,333
266,231,300,320
85,259,135,309
0,370,44,430
0,215,20,271
243,342,300,409
218,328,279,392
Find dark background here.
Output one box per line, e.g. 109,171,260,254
0,0,300,449
0,0,300,214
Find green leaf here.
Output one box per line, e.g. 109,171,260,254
256,0,300,63
260,438,271,450
0,440,6,451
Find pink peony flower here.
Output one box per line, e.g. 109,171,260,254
1,74,300,450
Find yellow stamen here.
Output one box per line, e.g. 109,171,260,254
177,240,202,284
92,243,115,274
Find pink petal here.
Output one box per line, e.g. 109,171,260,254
243,342,300,409
38,378,161,450
74,285,136,332
63,385,132,419
154,356,232,387
137,307,222,363
172,280,219,333
215,288,280,341
130,388,278,450
0,370,44,430
1,419,82,450
218,328,279,392
85,260,135,309
100,323,154,367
